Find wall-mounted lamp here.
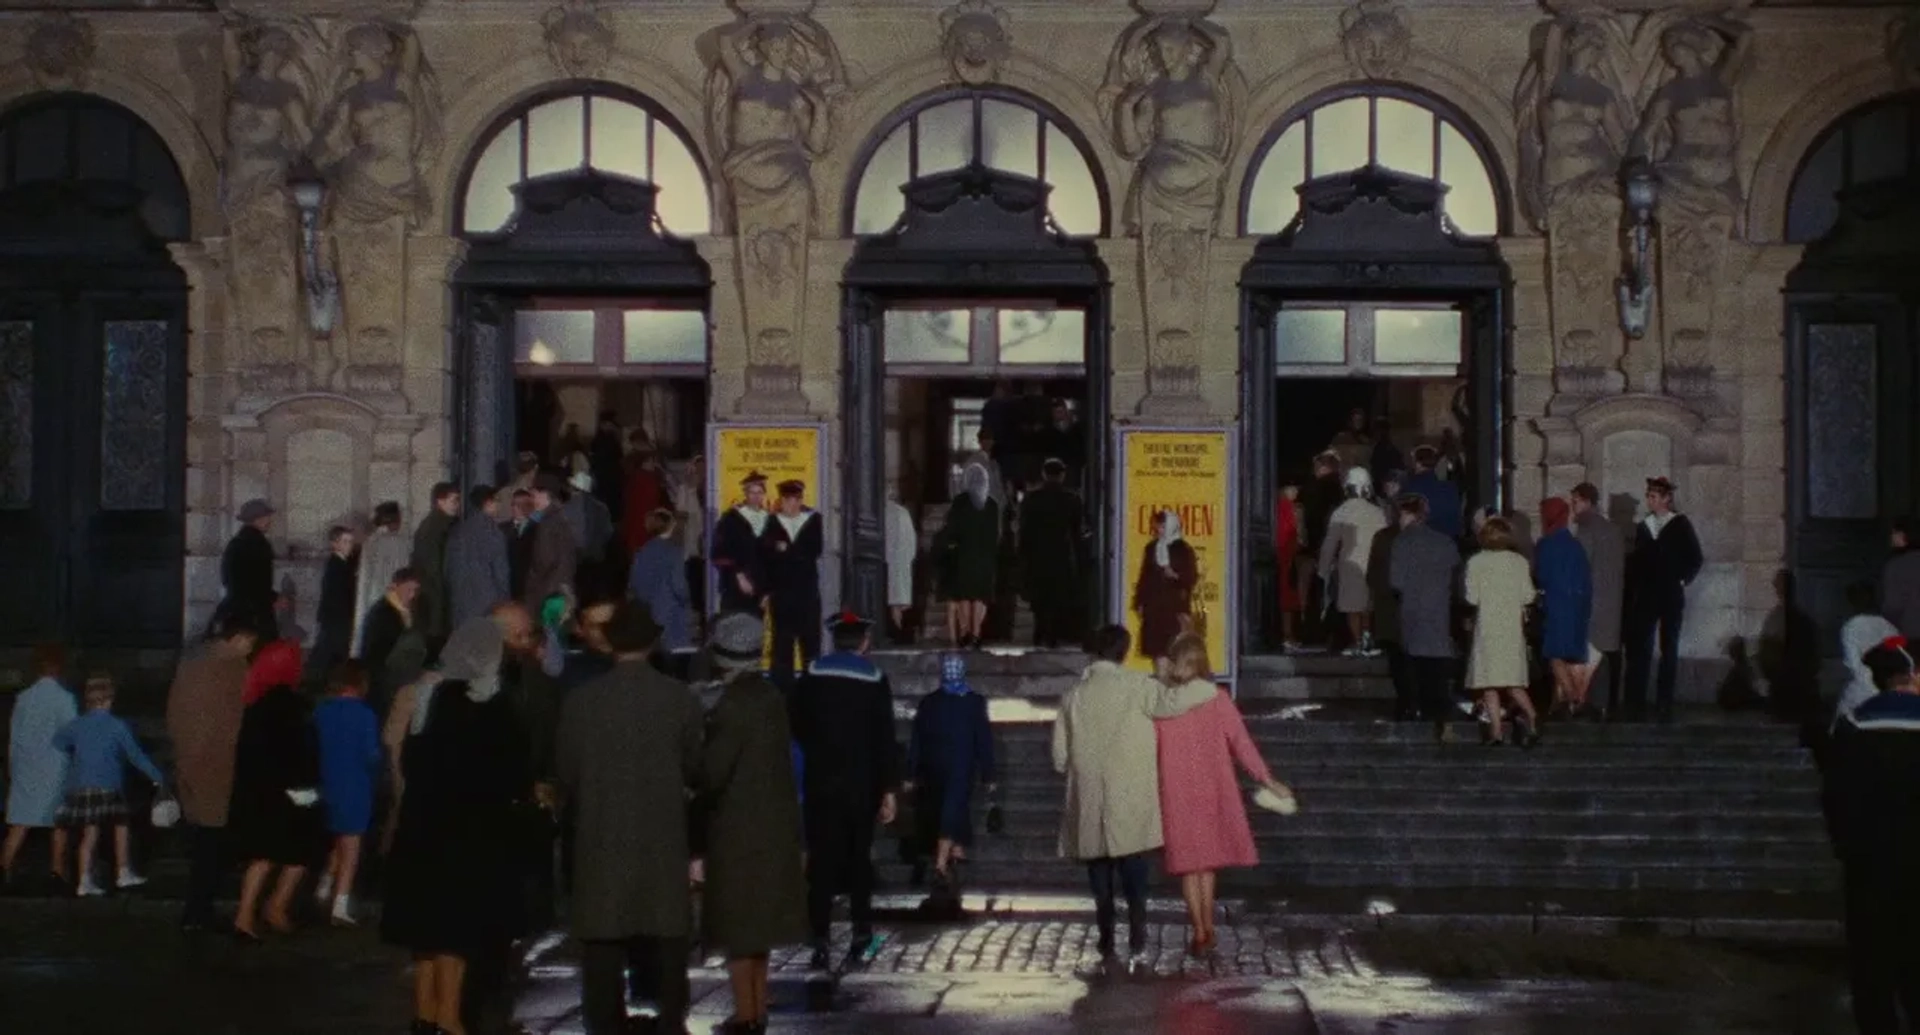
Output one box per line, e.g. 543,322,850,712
288,166,341,339
1615,157,1659,340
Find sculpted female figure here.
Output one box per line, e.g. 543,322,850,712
701,16,844,227
224,24,313,215
315,22,442,229
1100,15,1239,235
1632,17,1751,228
1514,14,1629,230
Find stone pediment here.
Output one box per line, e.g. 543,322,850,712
457,168,709,293
1241,166,1504,293
1790,177,1920,293
845,163,1104,292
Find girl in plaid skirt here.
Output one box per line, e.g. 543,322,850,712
53,676,165,896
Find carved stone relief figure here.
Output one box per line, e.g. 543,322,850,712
1099,8,1242,412
544,0,615,80
1516,10,1633,395
222,19,320,377
24,12,96,90
698,8,846,412
1340,0,1412,81
941,0,1011,86
1632,13,1751,391
313,20,444,379
1892,11,1920,86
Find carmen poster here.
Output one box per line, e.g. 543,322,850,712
1110,428,1238,686
705,424,828,667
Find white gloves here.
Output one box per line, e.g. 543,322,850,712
286,789,319,807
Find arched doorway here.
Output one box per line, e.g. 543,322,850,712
451,89,712,582
841,88,1111,647
1238,87,1509,651
1784,91,1920,645
0,93,190,648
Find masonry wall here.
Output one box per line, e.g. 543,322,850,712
0,0,1910,694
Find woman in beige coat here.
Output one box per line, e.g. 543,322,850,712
1319,467,1389,655
1465,517,1540,746
1052,625,1193,964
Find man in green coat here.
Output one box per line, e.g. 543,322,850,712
410,482,461,656
556,601,703,1034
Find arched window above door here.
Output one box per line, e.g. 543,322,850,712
846,90,1106,237
458,91,712,237
1241,88,1503,239
0,93,190,242
1785,91,1920,244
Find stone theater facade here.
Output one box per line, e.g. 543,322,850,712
0,0,1915,691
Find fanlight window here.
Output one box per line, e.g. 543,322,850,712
461,93,712,236
1244,93,1500,238
849,93,1103,237
0,94,190,242
1786,92,1920,243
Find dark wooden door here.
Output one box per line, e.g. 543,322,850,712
1786,298,1918,652
0,284,186,648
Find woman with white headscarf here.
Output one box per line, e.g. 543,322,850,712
935,463,1001,648
381,616,531,1035
1320,466,1390,656
1132,509,1199,663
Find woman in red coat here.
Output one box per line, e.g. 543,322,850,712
1275,486,1304,649
620,440,670,555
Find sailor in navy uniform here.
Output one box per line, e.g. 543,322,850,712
1824,636,1920,1034
763,479,825,684
711,471,772,614
790,612,900,970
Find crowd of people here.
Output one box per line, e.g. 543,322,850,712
1279,426,1705,736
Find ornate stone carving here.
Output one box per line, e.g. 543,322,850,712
698,4,846,414
941,0,1010,86
223,18,322,374
1100,5,1242,413
1554,329,1610,397
1340,0,1412,81
1891,11,1920,86
544,0,615,80
1640,13,1750,396
314,21,443,231
23,12,96,90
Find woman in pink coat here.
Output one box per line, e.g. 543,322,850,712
1153,633,1291,955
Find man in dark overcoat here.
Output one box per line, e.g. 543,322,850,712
1571,482,1626,718
1018,459,1085,648
790,612,900,970
410,482,461,656
215,498,281,641
762,479,825,685
446,485,511,630
555,602,703,1034
1623,476,1703,723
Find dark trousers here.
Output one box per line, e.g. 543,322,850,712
1845,866,1920,1035
1031,590,1079,648
1385,644,1414,718
581,936,689,1035
1086,854,1149,954
806,806,876,944
685,557,706,618
1408,655,1455,722
181,823,224,928
770,598,821,682
1597,649,1623,716
1625,597,1685,719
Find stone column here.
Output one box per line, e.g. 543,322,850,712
170,240,233,636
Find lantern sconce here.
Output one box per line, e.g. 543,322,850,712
288,164,341,339
1615,157,1659,341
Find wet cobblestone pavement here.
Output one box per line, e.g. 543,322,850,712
2,898,1852,1034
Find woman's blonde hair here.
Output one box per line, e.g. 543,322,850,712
1477,515,1516,552
83,674,115,708
1164,632,1212,684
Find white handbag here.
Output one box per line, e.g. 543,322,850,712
150,794,181,829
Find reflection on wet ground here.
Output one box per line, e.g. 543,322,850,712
1,899,1851,1034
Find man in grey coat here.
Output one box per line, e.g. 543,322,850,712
1388,494,1463,741
556,601,703,1034
445,485,511,630
1571,482,1627,718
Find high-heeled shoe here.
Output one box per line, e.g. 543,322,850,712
231,924,263,945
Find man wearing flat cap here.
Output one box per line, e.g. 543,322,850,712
763,478,825,685
712,471,771,613
790,611,900,970
1624,476,1703,722
215,499,281,641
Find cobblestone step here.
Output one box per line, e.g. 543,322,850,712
875,860,1837,895
978,808,1828,841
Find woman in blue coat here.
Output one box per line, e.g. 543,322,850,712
1535,497,1595,719
906,654,995,884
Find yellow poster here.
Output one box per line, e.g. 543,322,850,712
1111,428,1238,684
706,424,827,667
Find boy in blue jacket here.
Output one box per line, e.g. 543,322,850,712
53,676,164,896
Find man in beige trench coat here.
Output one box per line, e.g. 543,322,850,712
1052,624,1200,965
164,614,259,931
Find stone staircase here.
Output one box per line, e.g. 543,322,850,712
878,714,1837,903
